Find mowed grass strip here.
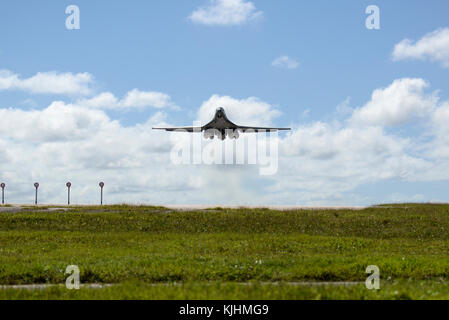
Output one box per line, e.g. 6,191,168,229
0,204,448,287
1,204,449,238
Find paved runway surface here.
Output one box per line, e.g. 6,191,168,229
0,281,363,290
0,204,368,212
163,205,368,211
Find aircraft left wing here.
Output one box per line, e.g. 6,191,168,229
152,127,202,132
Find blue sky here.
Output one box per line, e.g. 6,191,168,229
0,1,449,205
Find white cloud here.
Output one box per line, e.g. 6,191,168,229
0,91,283,205
0,101,203,204
77,89,179,110
278,122,428,196
189,0,263,26
271,56,299,70
0,70,19,90
79,92,118,108
3,73,449,205
392,28,449,68
273,78,449,203
426,102,449,160
121,89,177,109
196,94,281,126
351,78,437,127
431,101,449,135
335,97,351,114
0,102,110,143
0,70,94,95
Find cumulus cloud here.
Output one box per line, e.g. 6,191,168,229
189,0,263,26
0,70,94,95
0,101,204,204
271,56,299,70
278,122,429,197
196,94,281,126
0,101,112,143
392,28,449,68
425,102,449,161
350,78,438,126
3,73,449,205
272,77,449,203
77,89,179,110
0,91,284,205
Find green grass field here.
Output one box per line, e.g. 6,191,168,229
1,203,449,299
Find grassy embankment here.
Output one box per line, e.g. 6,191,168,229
0,203,448,299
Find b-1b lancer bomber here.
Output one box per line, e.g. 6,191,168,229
152,107,291,140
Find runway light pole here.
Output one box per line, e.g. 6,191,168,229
1,183,5,205
99,182,104,205
66,182,72,205
34,182,39,205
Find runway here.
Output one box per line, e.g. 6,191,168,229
0,204,368,212
163,205,368,211
0,204,369,212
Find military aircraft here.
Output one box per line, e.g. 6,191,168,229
152,107,291,140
